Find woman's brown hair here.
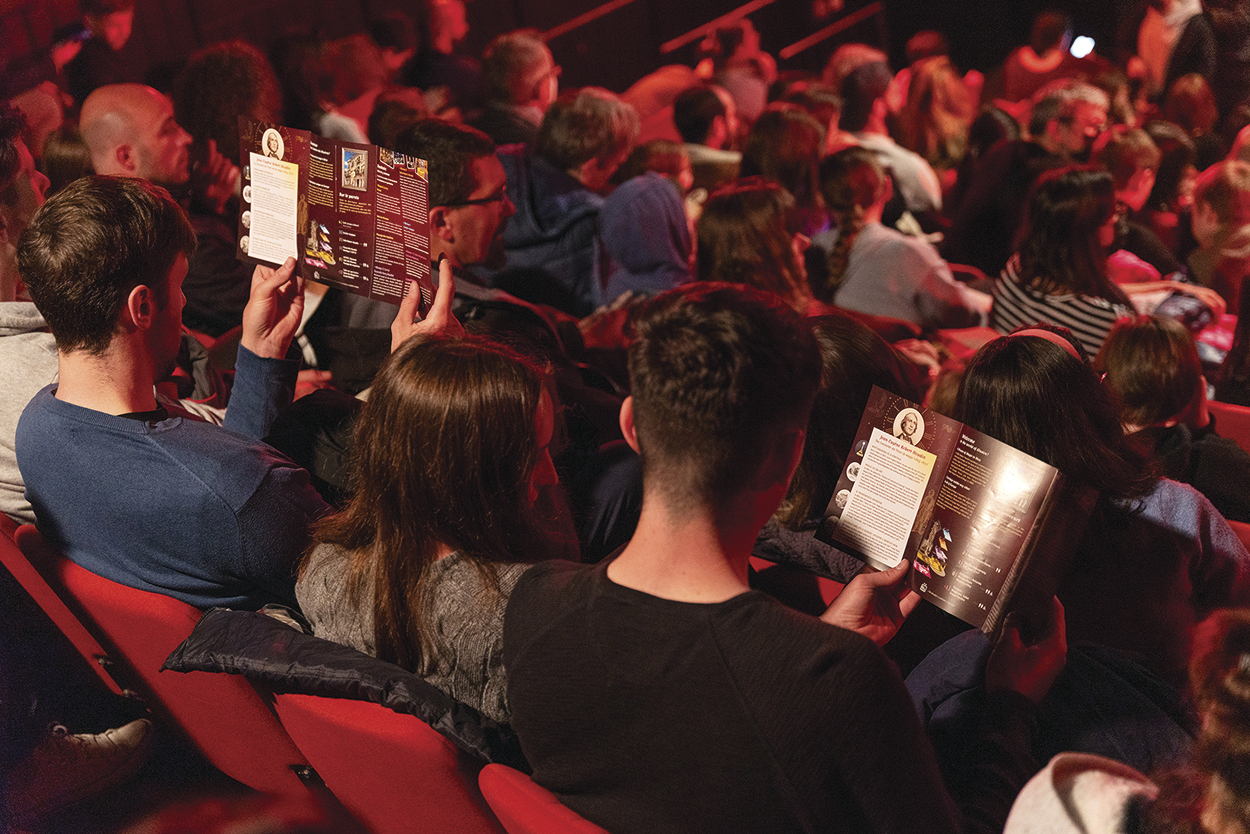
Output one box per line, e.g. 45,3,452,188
816,146,887,302
304,333,560,673
696,177,811,309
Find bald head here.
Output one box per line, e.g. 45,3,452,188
80,84,191,186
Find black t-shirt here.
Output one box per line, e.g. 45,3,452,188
505,558,1036,834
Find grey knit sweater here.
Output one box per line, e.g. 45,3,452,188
295,542,529,724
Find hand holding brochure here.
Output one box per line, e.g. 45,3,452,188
815,387,1096,636
236,117,434,309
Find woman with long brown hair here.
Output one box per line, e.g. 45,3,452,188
295,332,564,723
696,177,816,313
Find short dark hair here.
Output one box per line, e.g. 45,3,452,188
0,103,26,195
672,84,727,145
392,118,495,207
18,175,196,355
625,282,821,514
368,87,429,148
839,61,892,132
1096,315,1203,428
536,87,639,172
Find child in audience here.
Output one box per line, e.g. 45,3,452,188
1189,160,1250,313
1097,315,1250,523
296,333,569,724
813,145,989,329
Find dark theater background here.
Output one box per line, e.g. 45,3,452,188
1,0,1143,95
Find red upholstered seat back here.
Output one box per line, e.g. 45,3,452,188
1209,400,1250,456
270,692,505,834
13,524,313,796
479,763,613,834
0,520,124,697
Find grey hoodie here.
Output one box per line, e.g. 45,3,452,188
0,302,58,525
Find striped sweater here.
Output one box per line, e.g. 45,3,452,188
990,257,1134,357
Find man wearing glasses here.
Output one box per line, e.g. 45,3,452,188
472,29,560,149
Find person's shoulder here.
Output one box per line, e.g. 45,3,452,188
513,558,591,594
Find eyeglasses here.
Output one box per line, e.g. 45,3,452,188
437,186,508,208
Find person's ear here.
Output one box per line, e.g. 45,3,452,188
871,97,888,124
114,143,139,175
125,284,154,330
708,114,727,148
429,206,455,242
619,396,641,454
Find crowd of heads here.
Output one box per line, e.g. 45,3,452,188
11,3,1250,828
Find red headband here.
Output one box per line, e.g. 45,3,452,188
1005,328,1082,361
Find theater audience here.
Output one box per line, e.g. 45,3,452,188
18,7,1250,827
297,329,566,724
946,79,1109,276
1096,315,1250,523
812,145,988,329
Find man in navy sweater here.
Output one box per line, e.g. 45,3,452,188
15,175,328,610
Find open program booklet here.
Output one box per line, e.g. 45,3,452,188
236,117,434,308
815,387,1097,636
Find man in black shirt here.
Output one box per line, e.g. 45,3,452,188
505,283,1068,834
